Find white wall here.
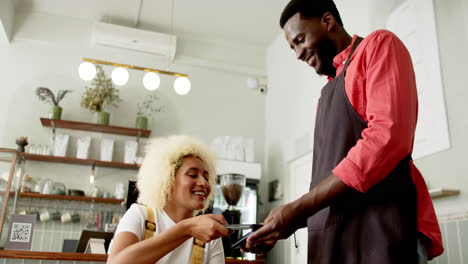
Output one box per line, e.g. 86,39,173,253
0,0,14,43
0,11,266,196
414,0,468,214
369,0,468,214
265,0,468,262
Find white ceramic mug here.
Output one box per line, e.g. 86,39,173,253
40,211,51,222
61,211,72,223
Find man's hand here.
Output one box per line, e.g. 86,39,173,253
244,201,306,252
243,174,350,254
241,239,277,254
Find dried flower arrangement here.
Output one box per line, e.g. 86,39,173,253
137,94,165,117
80,65,121,112
134,94,165,129
35,87,72,106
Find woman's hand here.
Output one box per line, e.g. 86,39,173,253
184,214,231,243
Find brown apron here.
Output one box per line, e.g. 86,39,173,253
308,37,418,264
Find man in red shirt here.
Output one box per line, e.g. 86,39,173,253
244,0,443,263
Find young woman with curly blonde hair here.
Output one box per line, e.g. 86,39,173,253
108,135,229,264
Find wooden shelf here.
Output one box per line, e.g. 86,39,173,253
19,192,124,204
21,153,139,170
40,118,151,138
0,148,17,153
429,188,460,199
0,250,107,261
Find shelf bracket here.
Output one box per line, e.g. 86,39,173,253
50,120,56,138
136,130,141,143
90,163,96,184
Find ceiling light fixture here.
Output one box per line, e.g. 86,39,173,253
143,72,161,91
79,58,191,95
78,61,97,81
111,67,129,86
173,76,191,95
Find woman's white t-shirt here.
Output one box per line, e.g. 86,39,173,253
113,204,225,264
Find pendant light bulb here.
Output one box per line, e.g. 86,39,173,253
143,72,161,91
173,77,191,95
78,62,97,81
112,67,129,86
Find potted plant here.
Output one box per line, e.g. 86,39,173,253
35,87,72,120
136,94,164,130
80,65,121,125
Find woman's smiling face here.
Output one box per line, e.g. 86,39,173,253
169,155,211,212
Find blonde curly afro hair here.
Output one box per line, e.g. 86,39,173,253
136,135,217,212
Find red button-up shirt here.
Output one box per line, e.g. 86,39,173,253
329,30,443,259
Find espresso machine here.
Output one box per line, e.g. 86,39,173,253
219,173,246,258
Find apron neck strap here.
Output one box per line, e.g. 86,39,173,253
343,37,364,74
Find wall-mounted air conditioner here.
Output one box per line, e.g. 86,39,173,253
91,22,176,61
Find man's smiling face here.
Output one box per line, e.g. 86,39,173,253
283,13,338,77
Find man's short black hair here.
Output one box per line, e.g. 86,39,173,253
279,0,344,28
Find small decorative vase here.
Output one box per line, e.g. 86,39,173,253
96,111,110,125
135,116,148,130
49,105,62,120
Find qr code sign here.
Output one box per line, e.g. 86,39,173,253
10,222,32,242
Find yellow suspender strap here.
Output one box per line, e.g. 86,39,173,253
144,206,156,240
144,205,204,263
190,238,205,264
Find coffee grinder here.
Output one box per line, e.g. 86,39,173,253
220,173,246,258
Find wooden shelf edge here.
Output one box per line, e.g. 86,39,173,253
21,153,139,170
19,192,124,204
429,188,460,199
0,250,263,263
225,259,264,264
0,249,107,261
0,148,18,153
40,117,151,138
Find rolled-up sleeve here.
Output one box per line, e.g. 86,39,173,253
333,31,418,193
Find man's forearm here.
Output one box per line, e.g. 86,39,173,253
295,173,350,219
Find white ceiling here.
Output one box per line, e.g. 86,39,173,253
15,0,288,48
5,0,351,76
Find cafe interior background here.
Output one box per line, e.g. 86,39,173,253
0,0,467,263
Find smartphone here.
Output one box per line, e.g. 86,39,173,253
231,231,253,249
225,224,263,231
231,224,263,249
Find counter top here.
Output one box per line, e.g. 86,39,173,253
0,250,265,263
0,250,107,261
225,259,264,263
